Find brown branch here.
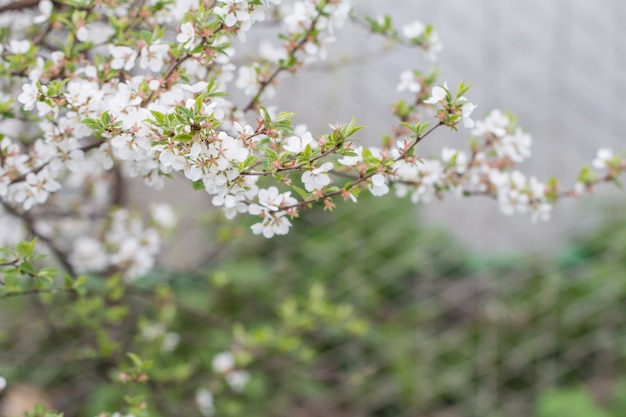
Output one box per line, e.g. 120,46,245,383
0,259,19,268
0,0,39,14
1,200,76,276
275,122,444,212
1,286,76,299
9,140,104,185
242,143,342,176
141,54,191,106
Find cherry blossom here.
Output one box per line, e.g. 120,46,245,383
424,84,447,104
109,45,138,71
0,0,620,266
212,351,235,373
461,102,477,128
402,21,426,39
177,22,196,48
7,39,30,54
397,70,422,93
34,0,53,24
283,130,316,153
17,83,40,111
369,173,390,196
301,162,334,192
139,43,170,72
593,148,615,169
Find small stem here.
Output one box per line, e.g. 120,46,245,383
276,122,444,212
1,286,76,299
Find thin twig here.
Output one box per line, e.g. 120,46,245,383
1,200,76,276
0,0,39,14
275,122,444,212
9,140,104,185
1,286,76,299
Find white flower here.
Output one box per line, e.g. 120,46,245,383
13,168,61,210
236,66,259,96
70,237,108,272
150,203,177,229
369,173,389,196
17,83,39,111
499,128,532,162
212,351,235,373
76,26,89,42
139,43,170,72
214,0,250,28
8,39,30,54
225,370,250,392
149,79,160,90
283,131,314,153
81,21,115,44
397,70,421,93
592,147,614,169
424,84,447,104
109,45,137,71
461,102,477,129
441,147,468,173
424,30,443,61
181,81,208,93
402,20,425,39
162,332,180,352
196,389,215,417
283,1,316,33
338,147,364,167
34,0,53,23
0,376,6,391
301,162,333,192
177,22,196,48
472,109,509,137
248,187,297,238
531,203,552,223
259,40,287,63
250,214,292,238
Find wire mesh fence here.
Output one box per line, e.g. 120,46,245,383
232,195,626,417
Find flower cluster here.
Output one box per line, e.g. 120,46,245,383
0,0,622,283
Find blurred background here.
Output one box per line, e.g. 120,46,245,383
3,1,626,417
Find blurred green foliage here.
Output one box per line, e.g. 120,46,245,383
1,196,626,417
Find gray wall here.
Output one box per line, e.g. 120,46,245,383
275,0,626,252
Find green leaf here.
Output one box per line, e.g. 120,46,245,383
172,133,193,141
16,240,35,258
259,106,271,122
455,81,472,99
73,275,89,288
81,118,102,130
38,267,60,279
292,185,308,199
276,111,297,124
127,352,143,368
414,121,430,136
149,110,167,125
